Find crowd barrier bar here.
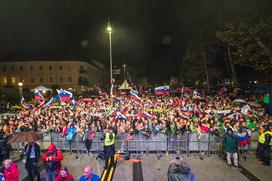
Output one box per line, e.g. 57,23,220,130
11,132,260,156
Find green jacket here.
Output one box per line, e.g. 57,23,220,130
222,134,238,153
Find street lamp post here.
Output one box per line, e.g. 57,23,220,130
18,82,23,98
107,21,113,105
123,64,126,81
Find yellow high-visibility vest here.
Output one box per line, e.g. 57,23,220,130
258,132,265,144
104,132,115,146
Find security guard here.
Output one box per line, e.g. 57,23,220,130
101,128,115,169
256,127,266,160
262,125,272,166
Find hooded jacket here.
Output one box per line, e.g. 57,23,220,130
55,172,74,181
42,144,63,173
3,162,19,181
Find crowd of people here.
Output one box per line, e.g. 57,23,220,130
0,85,271,179
1,87,271,140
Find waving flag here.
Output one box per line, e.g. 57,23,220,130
34,89,45,101
130,89,141,101
71,99,77,109
57,89,73,102
140,111,152,119
154,86,170,95
115,112,127,120
21,97,30,109
43,97,54,109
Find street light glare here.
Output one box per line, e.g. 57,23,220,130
107,26,112,33
18,82,23,87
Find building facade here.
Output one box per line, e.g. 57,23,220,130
0,60,106,88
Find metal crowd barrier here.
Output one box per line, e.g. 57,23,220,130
11,132,260,155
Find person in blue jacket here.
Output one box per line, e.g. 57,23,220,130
79,166,100,181
66,123,77,142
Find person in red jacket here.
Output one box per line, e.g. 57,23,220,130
56,167,74,181
3,159,19,181
42,144,63,181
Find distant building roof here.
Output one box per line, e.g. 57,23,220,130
0,50,105,71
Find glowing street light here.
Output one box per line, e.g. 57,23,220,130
18,82,23,98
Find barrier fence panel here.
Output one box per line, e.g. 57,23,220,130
10,131,261,155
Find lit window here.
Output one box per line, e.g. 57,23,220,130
12,78,16,83
3,78,7,84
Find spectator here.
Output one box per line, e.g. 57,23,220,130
55,167,74,181
3,159,19,181
66,123,76,142
0,132,11,164
24,141,41,181
262,125,272,166
42,144,63,181
79,166,100,181
222,128,239,167
82,125,95,155
0,166,4,181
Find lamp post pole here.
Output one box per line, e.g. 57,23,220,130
18,82,23,98
107,21,113,106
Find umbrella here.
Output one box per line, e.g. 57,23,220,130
247,101,261,108
8,131,43,144
233,99,246,103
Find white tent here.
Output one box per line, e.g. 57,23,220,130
118,80,132,90
32,86,53,93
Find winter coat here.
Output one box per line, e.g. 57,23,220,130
3,163,19,181
0,138,11,157
42,144,63,173
55,172,74,181
24,142,41,164
222,134,238,153
79,174,100,181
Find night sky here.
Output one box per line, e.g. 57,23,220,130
0,0,270,81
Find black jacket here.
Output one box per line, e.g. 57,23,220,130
24,142,41,163
0,138,11,156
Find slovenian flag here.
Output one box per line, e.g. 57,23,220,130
130,89,141,101
21,97,30,109
140,111,152,119
115,112,127,120
154,86,170,95
42,97,54,109
57,89,73,102
34,89,45,101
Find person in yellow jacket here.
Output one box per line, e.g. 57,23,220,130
256,126,265,160
101,128,115,169
262,125,272,166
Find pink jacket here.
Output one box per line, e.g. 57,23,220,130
4,163,19,181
